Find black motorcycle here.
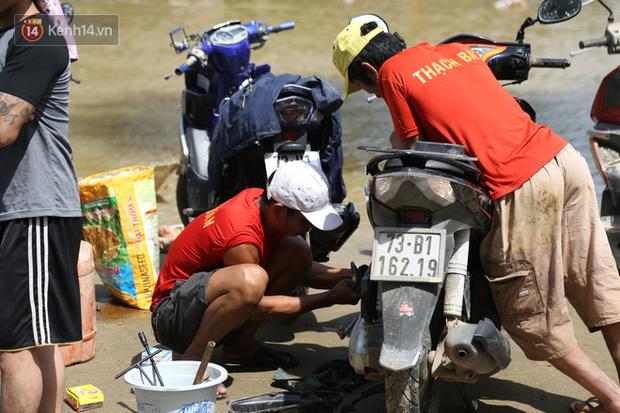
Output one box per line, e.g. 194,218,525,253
205,73,360,262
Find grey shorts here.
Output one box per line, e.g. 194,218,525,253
151,269,217,354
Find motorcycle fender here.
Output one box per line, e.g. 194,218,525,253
178,116,189,167
185,125,211,179
379,282,441,372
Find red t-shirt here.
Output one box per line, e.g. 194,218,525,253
378,42,567,200
151,188,280,309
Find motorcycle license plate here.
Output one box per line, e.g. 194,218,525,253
264,151,321,177
370,227,446,283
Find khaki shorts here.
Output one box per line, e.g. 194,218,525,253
480,144,620,361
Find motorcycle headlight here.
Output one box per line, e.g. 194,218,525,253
274,96,314,128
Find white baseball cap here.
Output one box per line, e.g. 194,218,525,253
266,161,343,231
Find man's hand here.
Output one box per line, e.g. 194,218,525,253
389,130,417,150
303,262,352,289
252,278,360,320
0,92,35,148
328,279,360,305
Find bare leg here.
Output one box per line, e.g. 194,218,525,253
602,322,620,382
0,349,43,413
34,346,64,413
182,263,269,360
222,236,312,357
549,344,620,412
183,236,311,361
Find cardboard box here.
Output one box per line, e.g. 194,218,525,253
65,384,104,412
140,345,173,366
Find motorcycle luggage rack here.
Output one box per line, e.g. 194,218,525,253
359,145,481,182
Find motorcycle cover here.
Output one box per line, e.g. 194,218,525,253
209,73,346,202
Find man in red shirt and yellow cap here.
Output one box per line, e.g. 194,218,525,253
333,19,620,413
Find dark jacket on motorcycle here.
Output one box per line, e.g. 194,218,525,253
208,73,346,203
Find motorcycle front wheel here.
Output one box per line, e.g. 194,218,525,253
176,172,190,226
384,330,437,413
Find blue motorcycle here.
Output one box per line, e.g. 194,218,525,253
166,20,359,262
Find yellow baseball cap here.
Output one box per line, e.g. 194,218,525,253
332,21,384,99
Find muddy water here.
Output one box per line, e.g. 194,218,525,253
67,0,619,224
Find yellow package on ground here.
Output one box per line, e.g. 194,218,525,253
65,384,104,411
80,166,159,309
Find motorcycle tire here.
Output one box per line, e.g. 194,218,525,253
384,330,438,413
176,172,190,227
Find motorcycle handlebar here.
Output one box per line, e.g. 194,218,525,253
529,57,571,69
173,55,198,76
169,21,292,77
579,37,608,49
269,21,295,33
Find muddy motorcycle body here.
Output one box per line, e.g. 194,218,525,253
347,1,582,411
350,143,509,412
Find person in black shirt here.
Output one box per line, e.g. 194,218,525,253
0,1,82,413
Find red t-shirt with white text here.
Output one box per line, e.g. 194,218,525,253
378,42,567,200
151,188,279,309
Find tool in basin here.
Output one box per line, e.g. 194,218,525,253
193,341,216,385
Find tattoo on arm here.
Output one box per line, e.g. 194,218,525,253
4,113,17,125
0,93,33,126
0,100,16,116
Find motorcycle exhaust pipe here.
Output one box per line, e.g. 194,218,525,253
444,322,496,374
444,229,470,318
443,319,511,375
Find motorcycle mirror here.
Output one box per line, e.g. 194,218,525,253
537,0,582,24
169,27,189,54
60,2,74,25
515,16,538,43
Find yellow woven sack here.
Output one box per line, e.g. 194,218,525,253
80,166,159,309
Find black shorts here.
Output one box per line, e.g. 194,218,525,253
151,270,216,354
0,217,82,351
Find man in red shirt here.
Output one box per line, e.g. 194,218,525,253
333,20,620,412
151,161,359,369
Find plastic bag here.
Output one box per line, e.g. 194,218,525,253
80,166,159,309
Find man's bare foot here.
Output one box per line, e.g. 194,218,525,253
217,383,227,399
159,224,184,253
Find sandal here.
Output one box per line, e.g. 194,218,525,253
223,346,299,369
570,397,605,413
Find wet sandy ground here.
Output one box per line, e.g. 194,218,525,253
62,216,617,413
59,1,620,409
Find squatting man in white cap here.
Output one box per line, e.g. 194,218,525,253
150,161,360,384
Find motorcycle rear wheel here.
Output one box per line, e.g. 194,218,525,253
384,330,437,413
